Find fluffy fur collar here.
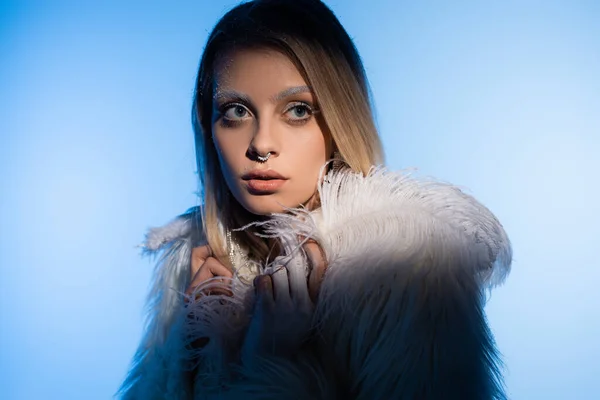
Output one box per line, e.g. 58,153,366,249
119,166,512,399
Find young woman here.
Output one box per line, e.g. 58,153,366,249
119,0,512,399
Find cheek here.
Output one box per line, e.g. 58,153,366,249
300,130,329,165
300,122,332,168
213,132,243,169
288,130,329,185
212,135,242,194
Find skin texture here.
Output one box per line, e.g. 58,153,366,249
186,49,329,304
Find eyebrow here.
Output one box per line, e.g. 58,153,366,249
270,85,312,102
213,85,313,104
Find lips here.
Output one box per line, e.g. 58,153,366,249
241,170,286,180
241,170,288,194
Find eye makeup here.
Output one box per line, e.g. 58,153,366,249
212,86,319,127
217,103,251,128
214,90,253,107
269,85,312,103
214,85,314,107
283,102,317,125
212,92,256,126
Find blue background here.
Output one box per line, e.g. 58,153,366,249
1,1,598,398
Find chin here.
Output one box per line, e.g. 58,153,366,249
242,201,286,216
239,194,300,216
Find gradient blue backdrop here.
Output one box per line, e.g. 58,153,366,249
1,1,599,399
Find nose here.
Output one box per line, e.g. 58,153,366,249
247,119,279,161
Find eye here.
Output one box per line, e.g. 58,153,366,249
222,103,250,120
290,105,308,118
284,102,314,123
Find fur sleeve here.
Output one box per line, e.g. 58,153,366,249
263,167,513,399
117,207,203,399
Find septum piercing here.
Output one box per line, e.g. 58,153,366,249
256,152,271,162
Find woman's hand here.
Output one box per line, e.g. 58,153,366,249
304,239,327,303
241,269,313,362
184,244,233,302
240,239,328,362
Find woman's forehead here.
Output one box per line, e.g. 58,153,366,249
212,48,310,97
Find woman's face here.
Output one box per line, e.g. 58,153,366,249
211,48,332,215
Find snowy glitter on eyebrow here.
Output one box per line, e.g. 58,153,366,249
213,86,313,105
269,86,312,102
213,89,251,103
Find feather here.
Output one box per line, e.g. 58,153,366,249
117,207,202,399
118,166,513,399
259,166,512,399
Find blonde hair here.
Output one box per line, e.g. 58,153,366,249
191,0,384,267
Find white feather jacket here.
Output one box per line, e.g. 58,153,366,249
118,167,512,399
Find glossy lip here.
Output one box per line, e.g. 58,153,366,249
241,169,288,195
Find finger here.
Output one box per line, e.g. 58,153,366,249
190,256,232,285
303,241,325,269
207,257,233,278
187,257,233,297
304,241,327,303
205,257,234,296
308,260,326,303
270,266,293,309
190,244,213,280
189,257,218,288
254,275,275,311
285,248,312,311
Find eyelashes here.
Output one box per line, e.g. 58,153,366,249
215,101,319,128
219,103,250,127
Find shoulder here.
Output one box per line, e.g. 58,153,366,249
317,166,512,287
142,206,205,253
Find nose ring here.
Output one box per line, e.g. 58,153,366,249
256,152,271,162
